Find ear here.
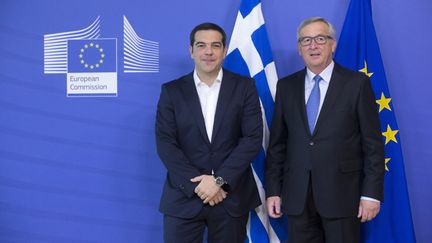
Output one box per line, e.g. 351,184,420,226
297,44,302,56
189,45,193,58
331,40,337,53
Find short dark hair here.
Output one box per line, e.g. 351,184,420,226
189,22,227,47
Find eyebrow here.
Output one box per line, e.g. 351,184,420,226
194,41,223,46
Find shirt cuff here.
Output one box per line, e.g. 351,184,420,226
360,196,380,203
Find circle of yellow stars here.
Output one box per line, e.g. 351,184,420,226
79,42,104,69
360,60,399,172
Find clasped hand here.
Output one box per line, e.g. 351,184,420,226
191,175,227,206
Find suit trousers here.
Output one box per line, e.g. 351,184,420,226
287,176,360,243
163,203,248,243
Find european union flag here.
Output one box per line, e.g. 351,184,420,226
225,0,287,242
67,39,117,73
334,0,416,242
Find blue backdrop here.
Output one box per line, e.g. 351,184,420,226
0,0,430,242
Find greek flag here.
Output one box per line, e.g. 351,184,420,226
224,0,287,242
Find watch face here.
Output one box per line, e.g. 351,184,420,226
215,177,224,186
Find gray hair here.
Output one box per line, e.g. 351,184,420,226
296,17,336,41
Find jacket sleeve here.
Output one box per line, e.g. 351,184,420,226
214,78,263,191
357,75,385,201
155,84,201,198
264,81,286,197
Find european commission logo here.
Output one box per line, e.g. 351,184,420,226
67,39,117,96
44,16,159,97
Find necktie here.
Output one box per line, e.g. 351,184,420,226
306,75,322,133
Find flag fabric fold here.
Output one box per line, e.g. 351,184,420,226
224,0,287,242
334,0,416,242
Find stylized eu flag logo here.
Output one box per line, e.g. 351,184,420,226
66,38,118,97
67,39,117,73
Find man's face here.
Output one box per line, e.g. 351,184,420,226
298,21,336,74
190,30,227,77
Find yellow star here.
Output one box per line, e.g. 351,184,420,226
385,158,390,171
382,124,399,144
376,92,392,112
359,61,374,77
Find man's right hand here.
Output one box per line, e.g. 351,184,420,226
267,196,283,218
191,175,227,206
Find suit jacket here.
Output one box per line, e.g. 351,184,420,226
265,63,384,218
156,69,262,218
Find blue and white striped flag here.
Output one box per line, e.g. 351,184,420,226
224,0,287,242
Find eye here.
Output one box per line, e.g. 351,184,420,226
316,36,326,43
301,37,311,45
212,43,222,49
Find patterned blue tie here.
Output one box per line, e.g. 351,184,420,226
306,75,322,133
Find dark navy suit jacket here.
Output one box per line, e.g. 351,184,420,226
156,69,262,218
265,63,384,218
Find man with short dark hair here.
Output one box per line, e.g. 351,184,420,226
156,22,262,243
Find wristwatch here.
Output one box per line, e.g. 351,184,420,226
214,175,227,187
211,170,227,187
211,170,230,191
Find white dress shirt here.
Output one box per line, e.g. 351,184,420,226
304,61,379,203
194,69,223,142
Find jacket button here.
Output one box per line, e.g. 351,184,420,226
179,184,185,190
309,141,314,146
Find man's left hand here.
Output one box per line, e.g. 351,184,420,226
191,175,220,202
358,199,380,222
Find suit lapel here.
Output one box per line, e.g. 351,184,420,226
312,64,346,136
180,73,211,145
295,69,312,136
211,70,236,143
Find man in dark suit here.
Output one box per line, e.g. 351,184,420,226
156,22,262,243
265,17,384,243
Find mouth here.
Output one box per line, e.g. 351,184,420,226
310,53,321,57
203,59,215,64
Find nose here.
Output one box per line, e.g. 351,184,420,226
204,45,213,55
309,39,318,49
